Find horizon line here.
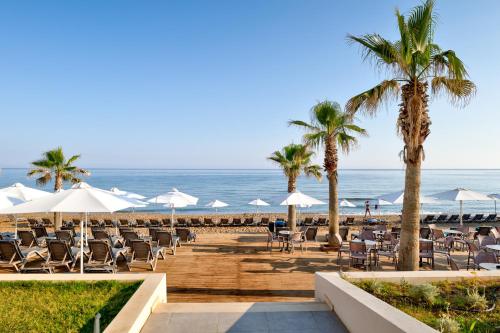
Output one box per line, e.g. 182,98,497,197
2,167,500,171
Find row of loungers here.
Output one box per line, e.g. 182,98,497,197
421,214,498,224
27,217,334,228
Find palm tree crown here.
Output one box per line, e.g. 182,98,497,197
28,147,90,191
268,144,322,192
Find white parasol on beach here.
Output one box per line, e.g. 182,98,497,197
206,200,228,213
432,188,493,224
0,182,135,273
109,187,146,200
0,183,50,201
0,193,23,210
280,191,325,206
248,198,270,214
377,190,439,215
148,190,196,226
488,194,500,214
339,199,356,215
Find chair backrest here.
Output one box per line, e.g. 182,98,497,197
136,219,146,227
122,231,140,247
448,255,460,271
477,226,492,236
61,225,76,236
475,251,497,265
448,215,459,221
162,218,171,226
465,240,479,254
156,231,173,247
27,218,39,226
291,232,303,242
0,240,23,261
473,214,484,221
31,226,48,238
491,228,500,240
18,230,37,247
204,218,213,225
317,218,327,225
346,217,355,224
42,218,52,226
119,219,130,226
374,225,387,231
443,236,454,249
176,218,187,226
419,228,431,239
47,239,74,262
339,228,349,241
88,240,112,263
220,218,229,225
419,240,433,253
261,217,269,224
349,241,367,254
432,229,445,239
131,240,152,260
462,214,471,220
233,218,242,225
485,214,497,221
55,230,75,247
176,228,191,242
359,230,375,241
149,227,161,241
119,227,133,236
478,235,496,247
150,219,160,227
244,218,254,225
423,215,435,222
90,219,101,227
304,227,318,241
93,229,111,241
72,218,81,225
267,221,275,233
437,214,447,221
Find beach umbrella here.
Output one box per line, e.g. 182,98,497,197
369,198,392,217
0,182,135,273
148,191,194,227
0,193,23,210
109,187,146,200
0,183,50,201
488,194,500,214
432,188,493,224
377,190,439,215
206,200,228,213
171,188,198,205
248,198,270,214
339,199,356,216
280,191,326,206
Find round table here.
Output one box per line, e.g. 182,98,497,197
278,230,293,252
443,229,462,235
479,263,500,271
485,244,500,252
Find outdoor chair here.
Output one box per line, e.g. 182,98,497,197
348,241,371,270
61,225,78,237
477,235,496,249
122,231,141,247
434,236,454,262
464,240,481,270
377,242,399,269
470,214,484,223
461,214,471,223
42,239,78,273
148,227,162,242
31,225,50,239
219,218,231,227
431,228,446,243
103,219,114,228
358,229,375,241
345,217,355,225
484,214,497,223
289,232,305,253
381,231,398,250
118,227,133,236
136,219,147,228
85,240,127,273
317,218,328,226
339,227,349,241
161,218,172,227
475,252,498,270
419,227,431,239
156,231,179,255
335,234,350,265
435,214,448,223
0,239,47,272
447,255,460,271
391,227,401,239
203,218,215,227
175,228,196,243
128,240,164,271
266,230,282,251
422,215,435,223
41,218,53,226
176,218,188,227
18,230,43,248
72,218,82,226
476,226,492,237
419,240,435,269
302,227,318,251
232,218,243,227
190,218,202,227
93,229,124,248
90,219,102,227
244,218,254,226
55,230,78,247
303,217,314,226
149,219,161,227
447,215,459,223
259,217,270,226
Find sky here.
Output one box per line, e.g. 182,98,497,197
0,0,499,169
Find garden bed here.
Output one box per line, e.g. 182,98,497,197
0,280,141,333
354,278,499,333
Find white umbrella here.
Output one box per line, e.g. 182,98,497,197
489,194,500,214
206,200,228,213
432,188,493,224
0,193,23,209
339,199,356,208
109,187,146,200
0,182,135,273
377,190,439,205
148,191,195,227
248,198,270,214
280,191,326,206
171,188,198,205
0,183,50,201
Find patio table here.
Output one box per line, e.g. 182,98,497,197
278,230,294,252
443,229,462,236
479,263,500,271
485,244,500,252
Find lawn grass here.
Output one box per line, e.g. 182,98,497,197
353,278,499,333
0,280,141,333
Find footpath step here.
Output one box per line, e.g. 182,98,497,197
141,301,348,333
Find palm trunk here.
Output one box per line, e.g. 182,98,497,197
398,159,421,270
325,136,340,246
288,176,297,231
397,82,430,270
53,174,63,229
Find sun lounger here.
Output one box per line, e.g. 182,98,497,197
161,218,172,227
90,219,102,227
317,218,328,226
176,218,188,227
219,218,231,227
128,240,164,271
435,214,448,223
0,239,47,272
85,240,127,273
122,231,141,247
232,218,242,227
42,239,78,273
244,218,254,226
103,219,114,228
135,219,146,228
190,218,202,227
303,217,314,226
119,219,130,227
345,217,355,225
470,214,484,223
55,230,78,247
422,215,435,223
203,218,215,227
156,231,179,255
447,215,459,223
27,218,40,227
18,230,44,248
259,217,270,226
93,229,123,248
175,228,196,243
461,214,471,223
484,214,497,223
41,218,52,226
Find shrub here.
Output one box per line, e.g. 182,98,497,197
438,314,460,333
464,286,488,311
408,283,439,306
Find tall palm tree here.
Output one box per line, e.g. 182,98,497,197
346,0,475,270
268,144,322,231
27,147,90,229
290,100,367,247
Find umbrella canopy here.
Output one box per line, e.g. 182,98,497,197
432,188,492,224
377,190,439,204
109,187,146,200
339,199,356,208
148,188,198,206
206,200,229,208
0,183,50,201
171,188,198,205
0,193,23,210
280,191,326,206
248,199,270,206
0,182,135,274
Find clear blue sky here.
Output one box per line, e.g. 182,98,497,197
1,0,498,169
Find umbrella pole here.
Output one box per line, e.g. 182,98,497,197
80,216,85,274
14,214,17,239
171,207,174,231
495,201,497,215
460,200,463,225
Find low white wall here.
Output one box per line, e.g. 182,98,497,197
316,271,500,333
0,273,167,333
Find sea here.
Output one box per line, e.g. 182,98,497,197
1,168,499,215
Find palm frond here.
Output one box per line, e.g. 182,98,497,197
345,80,400,116
431,77,476,106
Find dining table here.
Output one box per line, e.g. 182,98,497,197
479,263,500,271
278,230,294,252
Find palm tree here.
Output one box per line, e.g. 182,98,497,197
268,144,322,231
27,147,90,229
290,100,367,247
346,0,475,270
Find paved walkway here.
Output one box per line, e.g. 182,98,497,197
141,301,348,333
